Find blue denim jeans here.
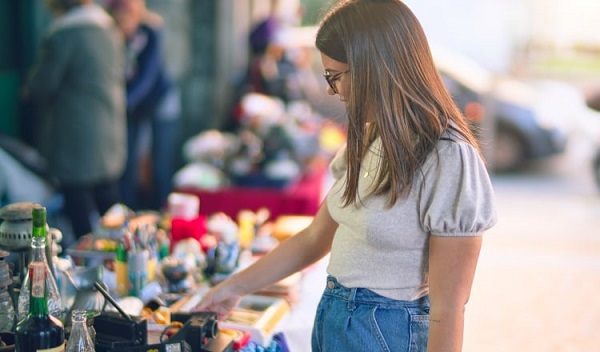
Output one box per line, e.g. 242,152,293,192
311,276,430,352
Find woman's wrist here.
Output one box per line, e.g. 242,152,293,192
221,271,253,297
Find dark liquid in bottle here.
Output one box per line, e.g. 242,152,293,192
16,315,65,352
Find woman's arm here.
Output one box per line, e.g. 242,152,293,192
193,201,338,319
427,235,482,352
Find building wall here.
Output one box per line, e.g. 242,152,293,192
405,0,600,74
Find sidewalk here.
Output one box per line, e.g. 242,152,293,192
463,177,600,351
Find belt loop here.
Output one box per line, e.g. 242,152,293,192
347,287,357,311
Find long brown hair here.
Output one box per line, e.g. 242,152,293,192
316,0,481,207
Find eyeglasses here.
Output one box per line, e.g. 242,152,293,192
323,70,349,94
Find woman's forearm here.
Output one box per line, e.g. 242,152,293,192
225,202,337,296
427,235,482,351
427,306,465,351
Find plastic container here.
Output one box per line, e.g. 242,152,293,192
127,250,148,298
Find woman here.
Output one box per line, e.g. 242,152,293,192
24,0,126,241
194,1,497,351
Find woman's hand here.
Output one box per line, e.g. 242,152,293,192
191,281,242,321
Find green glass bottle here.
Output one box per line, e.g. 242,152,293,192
15,260,65,352
17,206,65,321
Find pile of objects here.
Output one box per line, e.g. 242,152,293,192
173,93,346,191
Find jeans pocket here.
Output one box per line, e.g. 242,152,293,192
408,313,430,352
371,306,416,352
372,307,429,352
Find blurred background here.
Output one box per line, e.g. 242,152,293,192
1,0,600,350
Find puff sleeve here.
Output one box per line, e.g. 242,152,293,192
419,141,497,236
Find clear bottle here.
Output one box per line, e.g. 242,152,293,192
65,310,94,352
18,206,65,322
15,261,65,352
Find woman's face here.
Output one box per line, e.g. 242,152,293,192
320,53,350,102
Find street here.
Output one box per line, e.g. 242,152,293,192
464,134,600,351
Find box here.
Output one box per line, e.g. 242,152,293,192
219,295,290,346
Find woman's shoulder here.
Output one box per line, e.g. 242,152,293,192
437,134,478,156
424,130,489,177
436,124,483,158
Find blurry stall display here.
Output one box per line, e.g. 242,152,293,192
202,212,242,285
60,265,106,324
172,92,343,221
167,193,200,221
0,143,320,349
174,92,344,191
175,163,325,221
160,255,193,294
52,192,319,349
0,250,15,333
63,202,236,296
271,215,313,243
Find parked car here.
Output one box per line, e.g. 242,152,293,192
584,94,600,190
432,46,573,172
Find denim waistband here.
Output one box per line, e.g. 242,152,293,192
324,275,429,308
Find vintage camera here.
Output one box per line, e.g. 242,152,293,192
168,312,220,352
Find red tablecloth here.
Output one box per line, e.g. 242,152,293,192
175,165,326,220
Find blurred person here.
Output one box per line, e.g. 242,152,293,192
104,0,182,211
193,1,497,351
246,2,306,104
22,0,126,240
226,3,315,132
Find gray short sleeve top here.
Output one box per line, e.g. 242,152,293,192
326,133,497,300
